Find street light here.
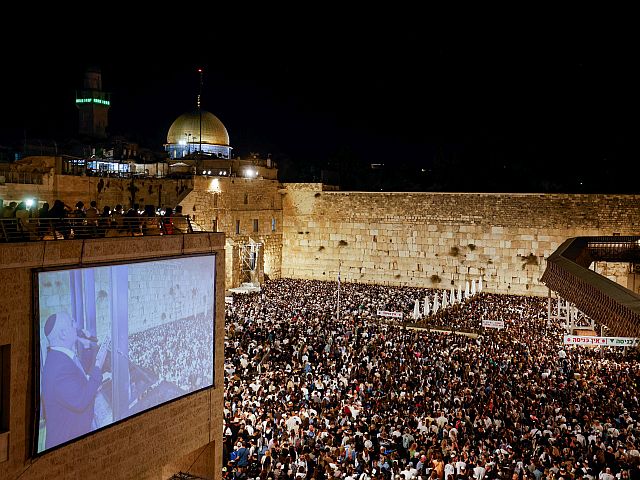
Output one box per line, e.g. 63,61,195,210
184,133,192,156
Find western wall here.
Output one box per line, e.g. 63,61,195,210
3,167,639,296
280,184,640,296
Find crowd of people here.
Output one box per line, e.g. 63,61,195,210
0,199,191,241
222,278,640,480
129,313,214,392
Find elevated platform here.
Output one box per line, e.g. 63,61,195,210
541,236,640,337
228,282,261,294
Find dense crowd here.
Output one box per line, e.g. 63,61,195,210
129,314,214,392
0,199,191,241
223,279,640,480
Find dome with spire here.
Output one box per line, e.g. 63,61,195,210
165,110,232,159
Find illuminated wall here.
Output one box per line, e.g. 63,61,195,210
280,186,640,296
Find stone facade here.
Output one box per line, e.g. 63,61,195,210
0,233,225,480
3,169,639,295
1,170,283,290
280,187,640,296
180,176,283,284
593,261,640,295
1,165,192,211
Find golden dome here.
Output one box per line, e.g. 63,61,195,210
166,110,230,146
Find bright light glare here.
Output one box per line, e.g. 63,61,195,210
208,178,220,193
26,198,34,207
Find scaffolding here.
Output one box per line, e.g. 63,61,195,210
547,288,596,334
240,238,262,285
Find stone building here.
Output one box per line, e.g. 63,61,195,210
0,234,226,479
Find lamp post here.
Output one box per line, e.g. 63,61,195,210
198,68,203,151
185,133,192,156
197,68,204,172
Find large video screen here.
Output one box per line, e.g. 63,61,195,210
34,254,215,454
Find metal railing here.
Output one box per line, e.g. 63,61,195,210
0,170,45,184
0,216,196,242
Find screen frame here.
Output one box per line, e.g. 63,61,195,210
31,252,217,457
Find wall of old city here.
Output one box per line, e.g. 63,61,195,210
4,172,638,297
0,233,225,480
280,185,640,296
180,176,283,284
1,170,192,211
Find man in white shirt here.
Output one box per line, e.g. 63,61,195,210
599,467,615,480
455,458,467,476
473,463,486,480
444,459,455,480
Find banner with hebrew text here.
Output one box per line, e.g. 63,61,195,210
563,335,639,347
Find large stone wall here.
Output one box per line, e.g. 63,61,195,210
593,262,640,295
4,172,638,298
0,233,225,480
281,187,640,296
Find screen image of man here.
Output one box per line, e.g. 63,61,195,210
41,312,109,450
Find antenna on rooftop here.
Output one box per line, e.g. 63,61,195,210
197,68,203,155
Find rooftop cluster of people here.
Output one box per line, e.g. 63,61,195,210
0,199,192,241
223,278,640,480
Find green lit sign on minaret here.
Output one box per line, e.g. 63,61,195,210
76,67,111,138
75,97,110,106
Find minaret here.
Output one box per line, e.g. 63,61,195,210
76,67,111,138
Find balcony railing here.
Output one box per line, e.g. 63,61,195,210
0,170,44,185
0,216,197,242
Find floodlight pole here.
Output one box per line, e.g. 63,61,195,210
197,68,203,172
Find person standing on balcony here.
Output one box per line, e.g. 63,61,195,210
171,205,190,234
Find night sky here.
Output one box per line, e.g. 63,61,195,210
0,29,636,193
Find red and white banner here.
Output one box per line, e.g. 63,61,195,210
563,335,639,347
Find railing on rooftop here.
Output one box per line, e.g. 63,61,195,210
0,216,202,243
0,170,44,185
586,236,640,263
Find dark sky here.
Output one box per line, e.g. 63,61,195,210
0,28,637,192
